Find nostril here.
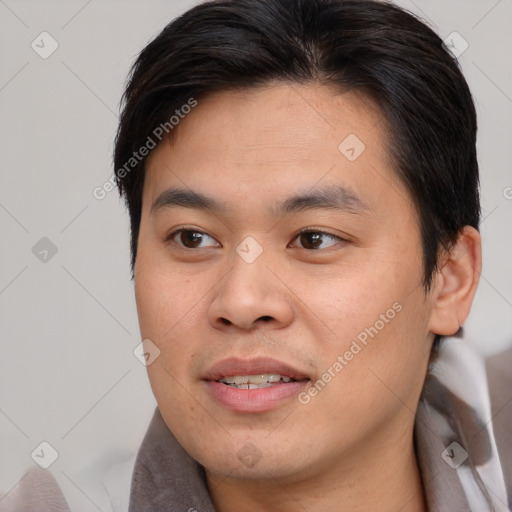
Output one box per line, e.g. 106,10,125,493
259,316,273,322
219,318,232,326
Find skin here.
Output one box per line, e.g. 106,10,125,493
134,83,481,512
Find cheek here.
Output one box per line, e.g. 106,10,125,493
288,262,404,346
135,267,208,437
134,260,210,408
296,260,431,409
319,291,432,423
135,254,203,340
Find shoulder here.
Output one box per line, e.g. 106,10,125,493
0,466,71,512
0,455,135,512
485,343,512,503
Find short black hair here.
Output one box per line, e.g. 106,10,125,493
114,0,480,289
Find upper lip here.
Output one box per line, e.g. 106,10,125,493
203,357,310,381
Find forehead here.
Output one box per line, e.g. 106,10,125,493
143,83,411,217
165,83,387,160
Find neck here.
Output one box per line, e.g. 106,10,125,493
206,427,426,512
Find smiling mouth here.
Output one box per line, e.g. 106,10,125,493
217,374,295,389
206,359,310,412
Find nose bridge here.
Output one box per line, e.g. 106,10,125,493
224,241,273,308
226,233,271,291
208,239,294,330
227,244,268,296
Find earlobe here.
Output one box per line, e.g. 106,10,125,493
428,226,482,336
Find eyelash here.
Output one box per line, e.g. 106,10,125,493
166,227,219,249
290,228,347,250
166,227,347,251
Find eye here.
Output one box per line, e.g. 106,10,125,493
289,230,344,250
167,229,220,249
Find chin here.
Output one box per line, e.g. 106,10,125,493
203,454,304,481
183,430,312,481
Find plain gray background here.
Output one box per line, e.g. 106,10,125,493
1,1,511,510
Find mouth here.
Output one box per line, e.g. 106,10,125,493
203,357,310,413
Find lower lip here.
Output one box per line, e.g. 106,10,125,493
205,380,309,413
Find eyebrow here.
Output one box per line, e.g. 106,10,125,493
151,188,223,213
150,185,371,216
277,185,371,216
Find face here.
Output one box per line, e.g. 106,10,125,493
135,83,435,483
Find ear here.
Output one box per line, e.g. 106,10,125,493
428,226,482,336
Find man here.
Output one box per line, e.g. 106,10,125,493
3,0,510,511
114,0,510,510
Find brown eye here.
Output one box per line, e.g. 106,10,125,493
170,229,219,249
292,231,342,250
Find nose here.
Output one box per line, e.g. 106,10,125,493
207,251,295,332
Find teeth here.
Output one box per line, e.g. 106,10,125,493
248,383,273,389
248,374,279,384
218,374,293,388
